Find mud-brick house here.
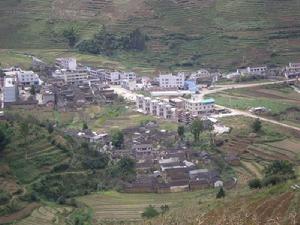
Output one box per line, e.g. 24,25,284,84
132,143,153,159
123,176,157,193
224,153,240,166
136,159,155,174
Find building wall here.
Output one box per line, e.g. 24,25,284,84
159,73,185,88
17,71,40,86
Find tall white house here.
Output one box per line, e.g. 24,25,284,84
159,73,185,88
4,77,18,103
184,96,215,116
55,58,77,71
52,69,89,85
17,70,40,86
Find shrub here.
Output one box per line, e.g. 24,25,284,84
160,204,169,214
52,163,70,173
262,175,285,187
252,118,262,133
141,205,159,219
264,160,295,178
0,190,11,205
216,187,225,199
248,178,262,189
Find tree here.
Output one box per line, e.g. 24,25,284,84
160,204,169,214
116,157,135,176
20,122,29,159
252,118,262,133
0,125,10,151
0,69,5,77
264,160,295,178
111,129,124,149
141,205,159,219
127,28,147,51
63,26,79,48
216,187,225,199
190,119,204,142
82,122,88,130
30,85,36,95
177,125,185,139
46,123,54,134
248,178,262,189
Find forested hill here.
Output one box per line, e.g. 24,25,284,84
1,0,300,69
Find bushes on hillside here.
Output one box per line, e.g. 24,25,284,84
0,190,11,205
248,178,262,189
216,187,225,199
0,123,10,151
141,205,160,219
78,28,147,56
248,160,296,189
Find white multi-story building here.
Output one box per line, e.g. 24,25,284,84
136,95,176,120
190,69,210,80
52,69,89,85
3,77,18,103
17,70,41,86
121,79,137,91
121,72,136,81
237,66,267,75
105,72,122,84
88,68,107,82
286,63,300,72
55,58,77,71
105,72,137,85
184,96,215,116
159,73,185,88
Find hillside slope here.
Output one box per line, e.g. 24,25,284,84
1,0,300,69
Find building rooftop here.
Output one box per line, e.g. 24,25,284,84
4,77,16,87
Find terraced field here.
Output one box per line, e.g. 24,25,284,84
219,116,300,182
78,190,215,222
1,0,300,69
138,184,300,225
16,206,73,225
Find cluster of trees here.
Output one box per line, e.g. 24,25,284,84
111,129,124,149
248,160,296,189
78,28,148,56
0,123,10,151
63,26,79,48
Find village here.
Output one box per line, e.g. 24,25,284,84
0,58,299,193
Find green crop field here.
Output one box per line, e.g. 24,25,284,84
1,0,300,70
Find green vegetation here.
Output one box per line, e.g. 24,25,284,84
69,208,93,225
216,187,225,199
63,26,79,48
0,190,11,205
248,178,262,189
1,0,300,70
252,118,262,133
78,28,147,56
141,205,159,219
111,129,124,149
209,84,300,127
177,125,185,139
190,119,204,143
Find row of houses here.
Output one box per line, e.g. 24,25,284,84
226,63,300,80
136,94,215,122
